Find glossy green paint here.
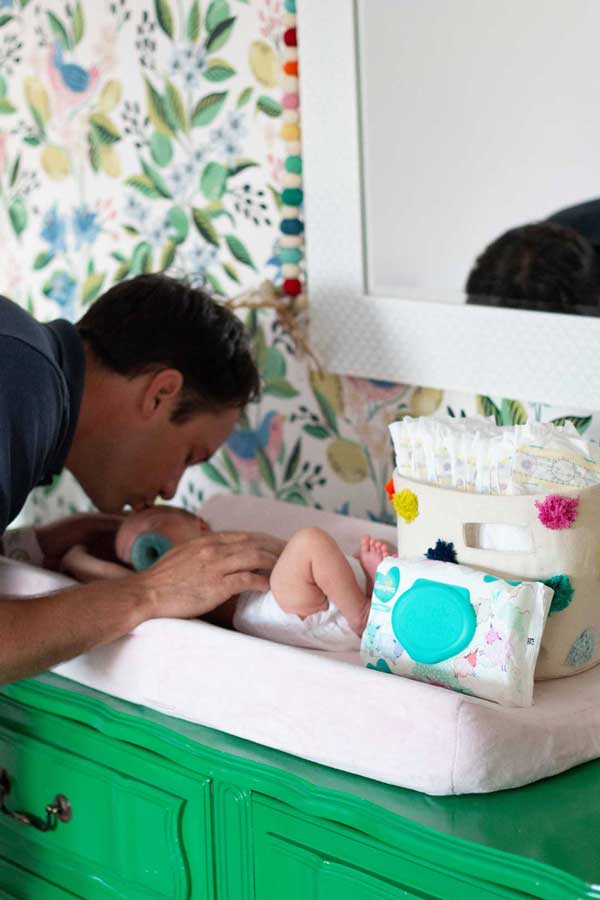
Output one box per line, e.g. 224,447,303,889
0,685,214,899
0,674,597,900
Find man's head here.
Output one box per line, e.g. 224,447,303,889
68,274,259,512
465,222,600,313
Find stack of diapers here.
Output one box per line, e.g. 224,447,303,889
380,416,600,688
360,557,553,707
390,416,600,494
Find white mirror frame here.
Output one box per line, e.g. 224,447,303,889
297,0,600,409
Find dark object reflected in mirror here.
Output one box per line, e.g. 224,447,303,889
466,202,600,316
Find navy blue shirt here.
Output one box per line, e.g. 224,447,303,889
0,296,85,533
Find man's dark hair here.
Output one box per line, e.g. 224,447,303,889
77,274,260,422
465,222,600,314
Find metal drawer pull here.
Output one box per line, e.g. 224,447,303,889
0,768,72,831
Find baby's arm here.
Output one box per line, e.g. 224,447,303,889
60,544,131,582
59,506,209,582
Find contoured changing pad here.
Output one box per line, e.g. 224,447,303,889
10,494,599,795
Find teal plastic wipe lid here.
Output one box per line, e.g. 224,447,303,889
130,531,173,571
391,578,476,664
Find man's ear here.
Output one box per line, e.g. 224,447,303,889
141,369,184,419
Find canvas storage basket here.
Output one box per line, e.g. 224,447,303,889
392,472,600,680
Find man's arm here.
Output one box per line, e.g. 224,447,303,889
0,579,148,683
0,530,283,684
35,514,124,569
0,515,124,570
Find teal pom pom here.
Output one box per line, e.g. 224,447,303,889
281,187,303,207
566,628,597,667
542,574,574,616
131,531,173,572
425,540,458,564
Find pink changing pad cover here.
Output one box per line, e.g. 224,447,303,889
44,494,600,794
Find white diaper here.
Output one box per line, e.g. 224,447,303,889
233,555,365,651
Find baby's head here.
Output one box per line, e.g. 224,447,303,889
116,505,211,565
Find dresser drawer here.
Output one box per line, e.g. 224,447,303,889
0,714,214,900
0,854,77,899
252,797,529,900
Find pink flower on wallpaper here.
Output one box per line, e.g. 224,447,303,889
93,24,120,70
266,150,284,189
258,0,283,44
355,410,400,461
535,494,579,530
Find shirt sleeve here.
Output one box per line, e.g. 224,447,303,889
0,335,66,533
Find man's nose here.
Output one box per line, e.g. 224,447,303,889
159,472,183,501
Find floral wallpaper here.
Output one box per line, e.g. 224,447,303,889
3,0,598,532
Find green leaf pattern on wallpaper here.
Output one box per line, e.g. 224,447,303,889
4,1,598,528
0,0,280,321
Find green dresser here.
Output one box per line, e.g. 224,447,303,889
0,673,597,900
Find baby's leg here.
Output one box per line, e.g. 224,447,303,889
270,527,370,636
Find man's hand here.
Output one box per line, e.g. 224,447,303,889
135,530,286,620
35,514,124,571
0,529,285,684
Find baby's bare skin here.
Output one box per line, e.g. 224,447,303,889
270,528,393,636
62,507,395,637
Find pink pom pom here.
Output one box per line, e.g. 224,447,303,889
535,494,579,530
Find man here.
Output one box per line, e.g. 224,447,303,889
465,220,600,314
0,273,283,684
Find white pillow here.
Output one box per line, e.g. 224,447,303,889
361,556,553,707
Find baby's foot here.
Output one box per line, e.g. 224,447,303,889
359,536,395,596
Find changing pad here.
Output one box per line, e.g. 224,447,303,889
3,494,600,795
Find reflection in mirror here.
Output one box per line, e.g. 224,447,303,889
358,0,600,314
466,208,600,316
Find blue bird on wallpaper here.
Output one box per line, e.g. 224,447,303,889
227,411,279,459
226,411,284,481
51,42,95,92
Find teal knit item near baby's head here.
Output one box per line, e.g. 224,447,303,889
130,531,173,572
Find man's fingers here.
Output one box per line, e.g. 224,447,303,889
223,571,271,595
216,547,281,576
167,540,279,573
184,533,284,565
206,531,285,553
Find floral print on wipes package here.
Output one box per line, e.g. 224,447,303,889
360,557,554,707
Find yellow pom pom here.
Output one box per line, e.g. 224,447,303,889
392,489,419,523
281,123,301,142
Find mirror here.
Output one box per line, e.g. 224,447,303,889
298,0,600,406
358,0,600,312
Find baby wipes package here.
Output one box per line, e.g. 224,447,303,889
361,557,553,707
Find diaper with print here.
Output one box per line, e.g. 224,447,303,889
361,557,553,707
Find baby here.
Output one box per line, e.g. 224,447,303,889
63,506,394,652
